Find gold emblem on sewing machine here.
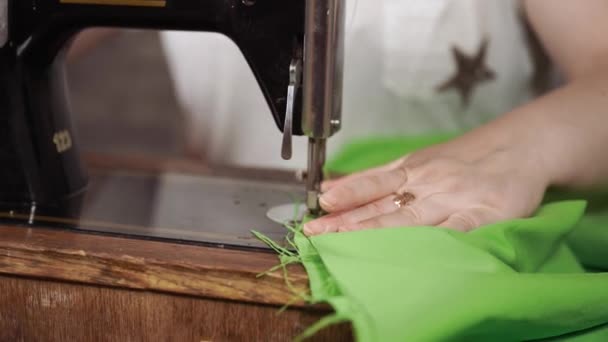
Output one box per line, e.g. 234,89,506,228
59,0,166,7
53,130,73,154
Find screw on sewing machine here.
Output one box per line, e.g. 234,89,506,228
295,170,308,182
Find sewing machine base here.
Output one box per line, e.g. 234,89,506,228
0,160,304,250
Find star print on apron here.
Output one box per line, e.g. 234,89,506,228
437,38,496,107
381,0,534,128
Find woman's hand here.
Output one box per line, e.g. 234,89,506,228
303,0,608,236
303,143,550,235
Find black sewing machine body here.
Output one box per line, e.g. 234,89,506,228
0,0,306,217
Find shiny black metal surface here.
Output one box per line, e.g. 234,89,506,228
0,0,305,217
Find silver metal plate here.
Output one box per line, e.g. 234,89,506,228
266,203,306,225
71,170,305,249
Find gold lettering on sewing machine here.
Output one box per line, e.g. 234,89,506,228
59,0,166,7
53,130,73,153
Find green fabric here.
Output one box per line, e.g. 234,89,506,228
325,134,456,175
290,135,608,341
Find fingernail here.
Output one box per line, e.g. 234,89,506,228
303,221,330,236
303,222,319,236
319,194,337,211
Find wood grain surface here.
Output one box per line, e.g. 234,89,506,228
0,225,308,307
0,275,352,342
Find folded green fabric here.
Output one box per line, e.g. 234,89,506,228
324,134,457,175
288,135,608,341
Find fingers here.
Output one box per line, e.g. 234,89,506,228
321,158,405,192
303,195,399,236
304,194,507,236
320,165,408,213
337,195,454,232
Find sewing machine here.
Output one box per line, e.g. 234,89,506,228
0,0,344,240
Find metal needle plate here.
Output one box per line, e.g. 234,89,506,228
2,169,306,250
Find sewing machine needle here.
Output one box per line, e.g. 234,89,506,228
306,138,326,215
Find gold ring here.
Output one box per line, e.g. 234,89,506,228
393,192,416,208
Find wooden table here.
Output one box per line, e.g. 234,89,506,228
0,155,352,341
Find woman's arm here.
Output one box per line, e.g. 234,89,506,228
469,0,608,188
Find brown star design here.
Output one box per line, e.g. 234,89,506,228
437,39,496,106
